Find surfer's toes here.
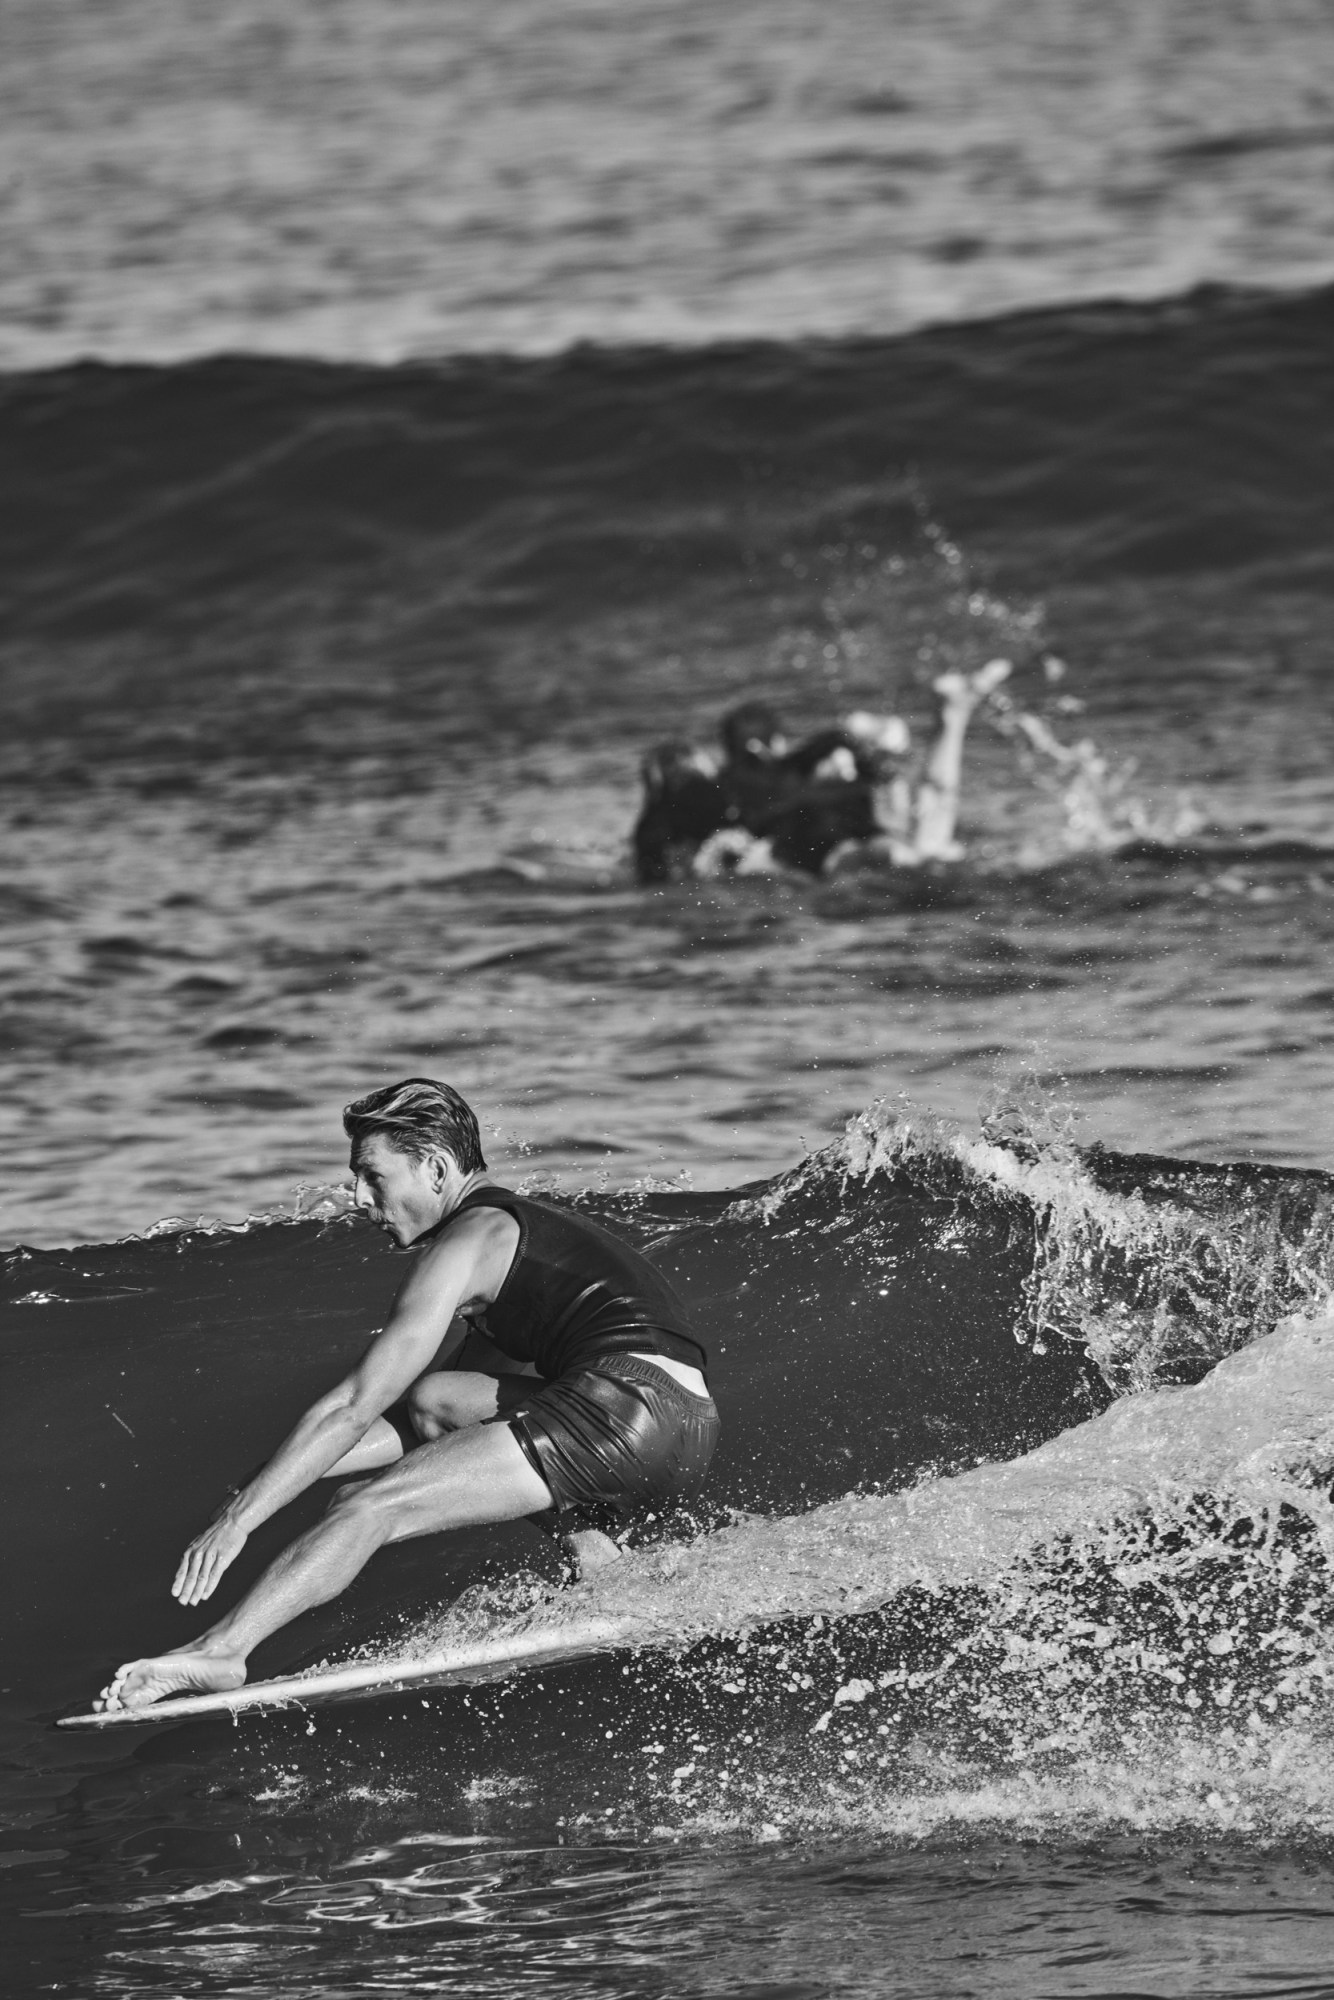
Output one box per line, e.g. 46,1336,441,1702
93,1668,133,1713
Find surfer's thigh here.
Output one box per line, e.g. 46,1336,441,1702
350,1421,555,1542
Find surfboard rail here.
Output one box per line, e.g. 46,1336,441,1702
57,1615,637,1729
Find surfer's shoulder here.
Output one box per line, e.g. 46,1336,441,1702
422,1199,517,1249
413,1200,520,1286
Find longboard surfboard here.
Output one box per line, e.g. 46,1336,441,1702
57,1615,637,1730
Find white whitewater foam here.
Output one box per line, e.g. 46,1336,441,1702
412,1309,1334,1661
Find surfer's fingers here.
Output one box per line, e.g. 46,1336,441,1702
173,1541,212,1601
183,1546,230,1604
171,1549,199,1599
178,1562,209,1606
190,1563,221,1604
173,1523,244,1603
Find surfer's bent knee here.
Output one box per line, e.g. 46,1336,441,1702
409,1370,503,1437
324,1471,413,1542
408,1385,468,1439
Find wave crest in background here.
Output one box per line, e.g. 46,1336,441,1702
2,284,1332,772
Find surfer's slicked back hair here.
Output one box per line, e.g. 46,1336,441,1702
343,1078,487,1174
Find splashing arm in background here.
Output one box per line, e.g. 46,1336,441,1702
819,662,1011,873
905,659,1013,861
171,1208,518,1609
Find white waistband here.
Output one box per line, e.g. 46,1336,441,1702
627,1351,712,1399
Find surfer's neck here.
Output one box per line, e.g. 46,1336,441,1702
445,1169,493,1213
411,1169,493,1245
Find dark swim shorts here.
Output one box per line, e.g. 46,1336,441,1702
504,1353,720,1522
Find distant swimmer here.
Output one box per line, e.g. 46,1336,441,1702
631,661,1010,882
94,1079,719,1712
633,698,895,882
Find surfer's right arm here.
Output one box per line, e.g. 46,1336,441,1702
170,1207,520,1607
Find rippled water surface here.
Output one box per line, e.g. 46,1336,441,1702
17,1828,1334,1998
5,680,1334,1250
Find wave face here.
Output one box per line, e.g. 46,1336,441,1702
5,1126,1334,1987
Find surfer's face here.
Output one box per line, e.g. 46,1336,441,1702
351,1134,450,1246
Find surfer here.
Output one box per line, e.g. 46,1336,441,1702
94,1079,719,1712
632,662,1010,881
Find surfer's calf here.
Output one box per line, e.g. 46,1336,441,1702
95,1078,719,1712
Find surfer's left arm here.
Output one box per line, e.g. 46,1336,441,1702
170,1208,518,1607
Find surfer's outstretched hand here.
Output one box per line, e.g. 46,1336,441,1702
173,1517,248,1606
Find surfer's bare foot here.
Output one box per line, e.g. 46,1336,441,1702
566,1527,623,1578
94,1648,247,1712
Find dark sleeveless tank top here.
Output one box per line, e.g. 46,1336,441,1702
444,1185,706,1381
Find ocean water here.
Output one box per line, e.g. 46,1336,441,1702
2,284,1333,1248
6,4,1334,1995
3,0,1334,366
